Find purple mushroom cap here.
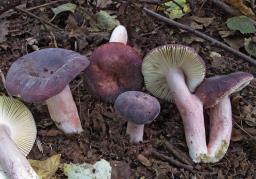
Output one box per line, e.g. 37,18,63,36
195,72,254,108
6,48,90,103
114,91,160,124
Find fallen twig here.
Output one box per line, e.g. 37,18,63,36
152,150,193,171
152,150,217,175
164,141,193,166
14,7,63,31
26,0,68,11
210,0,240,16
143,7,256,66
233,119,254,138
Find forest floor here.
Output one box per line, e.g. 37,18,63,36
0,0,256,178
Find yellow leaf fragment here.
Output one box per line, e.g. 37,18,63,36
29,154,61,179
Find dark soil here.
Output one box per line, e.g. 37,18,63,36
0,0,256,178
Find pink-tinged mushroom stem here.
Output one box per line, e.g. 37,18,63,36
109,25,128,44
126,122,144,144
165,69,207,162
46,85,83,134
206,96,232,163
0,125,39,179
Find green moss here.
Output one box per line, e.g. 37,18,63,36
200,140,229,163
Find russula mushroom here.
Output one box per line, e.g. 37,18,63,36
84,25,143,103
195,72,254,162
0,96,38,179
5,48,90,134
142,44,207,162
114,91,160,143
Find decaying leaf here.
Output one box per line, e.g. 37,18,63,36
96,10,120,31
159,0,190,19
29,154,61,179
189,16,215,27
226,16,256,34
51,3,77,21
223,36,244,50
64,159,112,179
225,0,255,17
245,37,256,57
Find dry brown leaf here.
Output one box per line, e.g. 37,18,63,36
231,128,244,141
189,16,215,27
225,0,255,18
137,154,152,167
223,36,244,49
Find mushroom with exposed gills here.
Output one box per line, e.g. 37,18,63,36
195,72,254,163
0,96,38,179
5,48,90,134
114,91,160,143
142,44,207,162
84,25,143,103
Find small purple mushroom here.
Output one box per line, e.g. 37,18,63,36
114,91,160,143
5,48,90,134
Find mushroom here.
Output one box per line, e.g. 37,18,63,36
84,25,143,103
195,72,254,162
142,44,207,162
114,91,160,143
0,96,38,179
5,48,90,134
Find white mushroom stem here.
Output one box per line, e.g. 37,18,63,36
206,96,232,163
166,69,207,162
0,125,39,179
109,25,128,44
46,85,83,134
126,122,144,144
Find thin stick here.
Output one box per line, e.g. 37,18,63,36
164,141,193,166
26,0,68,11
14,7,63,31
210,0,240,16
152,150,193,170
152,150,217,175
233,119,253,138
143,7,256,66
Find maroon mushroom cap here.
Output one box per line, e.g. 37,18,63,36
84,42,143,103
114,91,160,124
195,72,254,108
6,48,90,103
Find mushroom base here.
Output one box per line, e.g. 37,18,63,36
46,85,83,134
126,122,144,144
205,96,232,163
166,69,207,163
0,125,39,179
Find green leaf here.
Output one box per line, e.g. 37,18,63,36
96,11,120,31
29,154,61,179
245,38,256,57
159,0,191,19
226,16,256,34
64,159,112,179
50,3,77,21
